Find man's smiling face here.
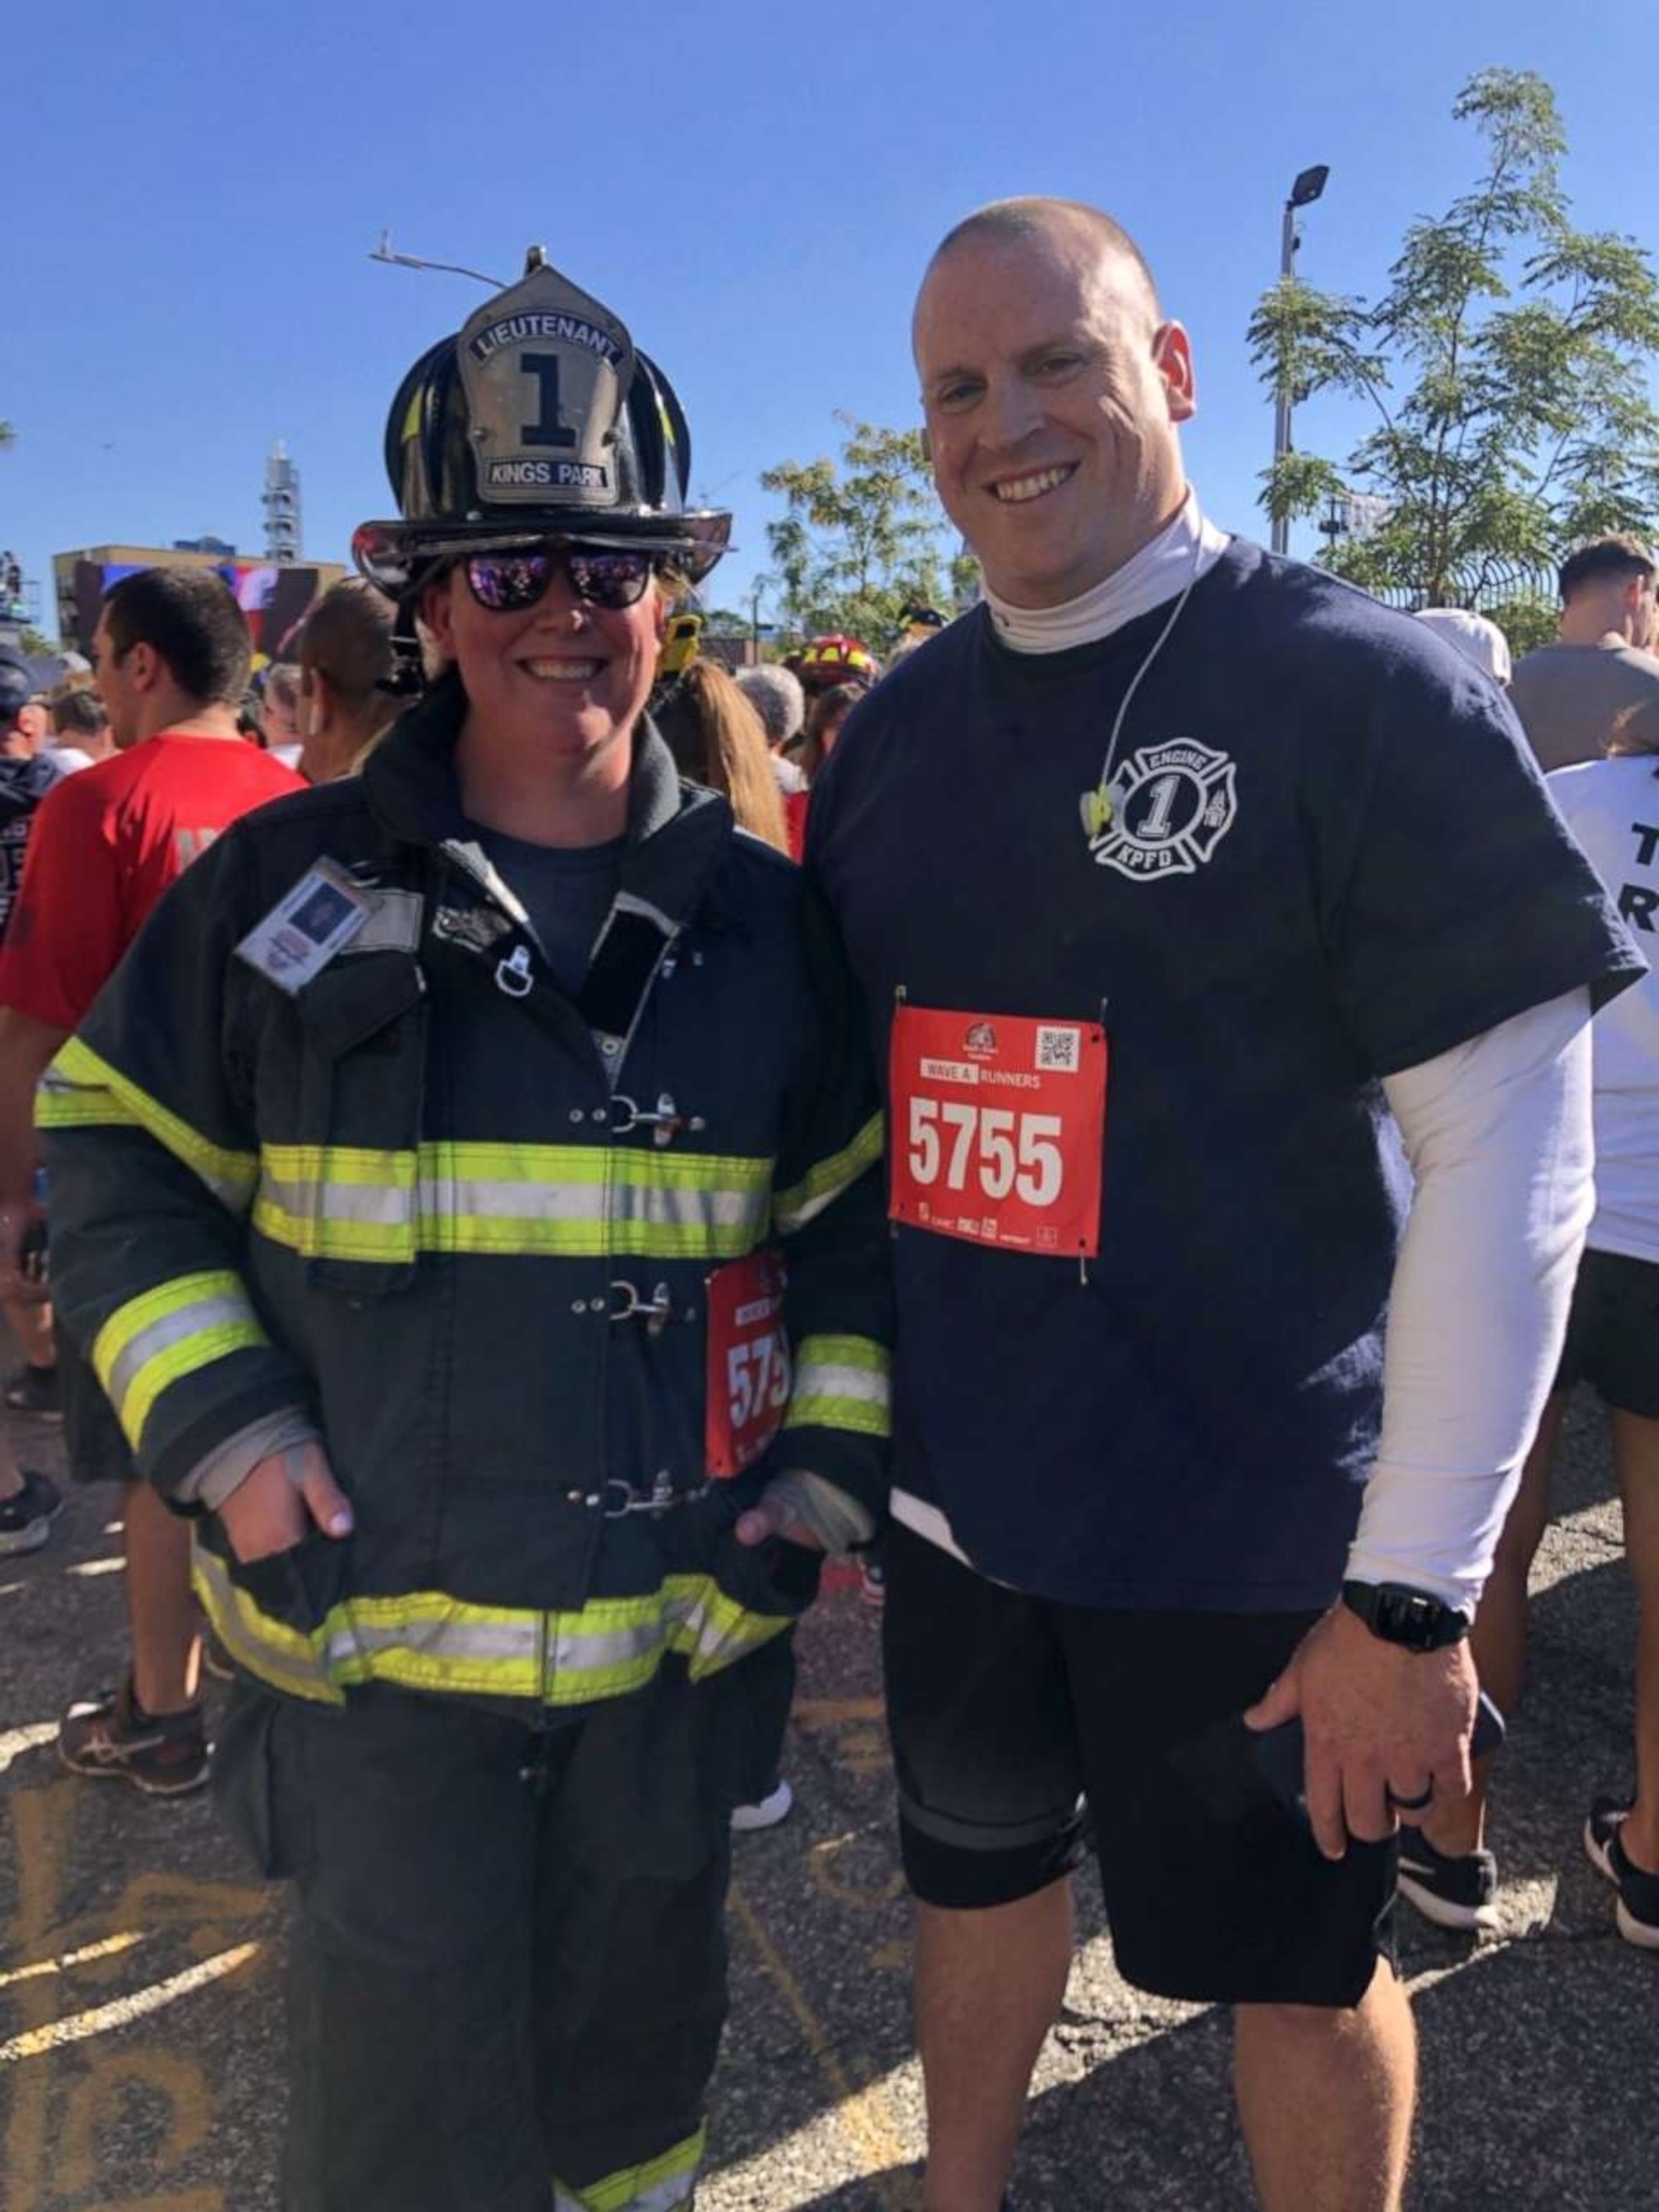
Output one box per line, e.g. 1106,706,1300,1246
914,210,1195,609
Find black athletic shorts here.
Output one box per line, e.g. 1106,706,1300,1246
882,1519,1396,2009
1552,1246,1659,1419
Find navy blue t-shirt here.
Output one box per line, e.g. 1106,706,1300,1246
809,536,1642,1611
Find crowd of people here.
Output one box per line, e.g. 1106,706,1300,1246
1,198,1657,2212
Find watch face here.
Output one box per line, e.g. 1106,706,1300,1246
1375,1586,1460,1650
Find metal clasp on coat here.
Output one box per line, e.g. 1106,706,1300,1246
495,945,534,998
611,1091,707,1150
608,1279,673,1333
603,1473,711,1519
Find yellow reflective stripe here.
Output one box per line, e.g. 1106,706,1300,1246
556,2126,706,2212
772,1112,884,1234
92,1270,269,1450
783,1333,892,1439
252,1199,415,1262
430,1142,771,1191
35,1075,141,1131
255,1143,419,1260
43,1037,257,1212
192,1538,347,1707
192,1552,795,1712
251,1141,774,1262
261,1143,415,1188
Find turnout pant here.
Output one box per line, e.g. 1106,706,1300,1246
216,1658,780,2211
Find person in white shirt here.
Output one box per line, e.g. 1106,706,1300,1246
1402,703,1659,1948
48,687,117,772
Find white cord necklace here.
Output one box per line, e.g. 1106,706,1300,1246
1077,526,1207,845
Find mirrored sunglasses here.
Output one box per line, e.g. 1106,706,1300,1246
464,542,658,615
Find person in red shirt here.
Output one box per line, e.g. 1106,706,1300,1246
0,565,301,1792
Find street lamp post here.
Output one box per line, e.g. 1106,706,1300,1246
1271,164,1330,558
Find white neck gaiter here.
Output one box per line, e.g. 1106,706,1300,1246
981,490,1231,655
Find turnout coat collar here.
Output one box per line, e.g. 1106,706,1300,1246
359,673,734,938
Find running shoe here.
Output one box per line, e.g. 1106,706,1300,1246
4,1362,63,1421
1583,1797,1659,1951
59,1676,209,1796
0,1468,63,1555
731,1779,794,1833
1396,1830,1499,1933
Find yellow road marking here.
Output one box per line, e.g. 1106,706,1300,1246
792,1696,884,1729
0,1721,58,1775
0,1931,148,1990
0,1943,261,2064
729,1882,908,2195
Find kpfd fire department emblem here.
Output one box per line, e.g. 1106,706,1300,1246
1081,738,1238,882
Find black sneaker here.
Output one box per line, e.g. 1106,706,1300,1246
4,1363,63,1421
58,1676,209,1797
0,1468,63,1555
1396,1830,1499,1933
1584,1797,1659,1951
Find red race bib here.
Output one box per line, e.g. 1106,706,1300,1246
705,1249,792,1478
889,1005,1107,1257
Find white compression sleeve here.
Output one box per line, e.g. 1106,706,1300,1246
1344,988,1594,1611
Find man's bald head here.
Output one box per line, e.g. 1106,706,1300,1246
910,196,1194,607
921,198,1162,331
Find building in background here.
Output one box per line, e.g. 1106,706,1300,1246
52,543,346,660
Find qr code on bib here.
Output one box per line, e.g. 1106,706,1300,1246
1035,1025,1082,1073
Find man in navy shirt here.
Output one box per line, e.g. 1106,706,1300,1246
809,198,1641,2212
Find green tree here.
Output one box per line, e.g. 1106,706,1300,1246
760,415,975,646
1249,68,1659,607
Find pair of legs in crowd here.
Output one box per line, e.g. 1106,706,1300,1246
1425,1388,1659,1937
1408,1246,1659,1943
884,1523,1413,2212
917,1894,1411,2212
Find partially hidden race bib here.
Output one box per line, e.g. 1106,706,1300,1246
705,1249,791,1477
889,1005,1107,1257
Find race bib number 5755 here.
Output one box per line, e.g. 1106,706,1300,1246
888,1005,1107,1257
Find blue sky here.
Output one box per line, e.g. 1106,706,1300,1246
4,0,1653,639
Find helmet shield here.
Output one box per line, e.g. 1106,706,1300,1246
360,253,732,588
457,264,637,513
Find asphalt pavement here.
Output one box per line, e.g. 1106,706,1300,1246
1,1394,1653,2211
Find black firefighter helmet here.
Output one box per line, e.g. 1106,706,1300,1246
354,248,732,595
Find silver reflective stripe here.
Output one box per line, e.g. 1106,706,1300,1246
103,1292,255,1419
428,1177,764,1235
667,1583,775,1671
333,1618,541,1666
431,1176,607,1224
258,1172,415,1227
792,1359,891,1412
548,1615,667,1676
345,890,423,956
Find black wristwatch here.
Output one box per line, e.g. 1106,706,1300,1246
1341,1580,1472,1653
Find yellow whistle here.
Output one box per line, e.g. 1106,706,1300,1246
1079,786,1113,840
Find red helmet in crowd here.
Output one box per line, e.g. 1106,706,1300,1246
791,634,879,695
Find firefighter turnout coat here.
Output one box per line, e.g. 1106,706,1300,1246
40,685,891,1714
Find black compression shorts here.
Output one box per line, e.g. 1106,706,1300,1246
881,1519,1397,2008
1552,1247,1659,1419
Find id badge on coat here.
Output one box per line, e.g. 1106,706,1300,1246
888,1004,1107,1257
705,1249,791,1477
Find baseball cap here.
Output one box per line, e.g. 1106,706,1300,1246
0,649,37,723
1413,608,1513,686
